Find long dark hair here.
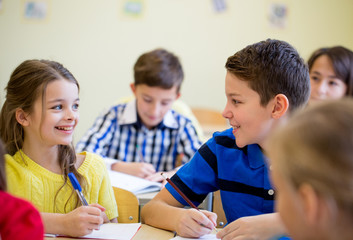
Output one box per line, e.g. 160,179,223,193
0,139,6,191
0,59,86,211
308,46,353,96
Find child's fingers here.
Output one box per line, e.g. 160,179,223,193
191,209,215,230
200,210,218,227
89,203,106,212
144,172,163,182
85,213,104,225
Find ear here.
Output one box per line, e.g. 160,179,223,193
175,92,181,100
271,94,289,119
130,83,136,96
298,184,321,225
15,108,30,127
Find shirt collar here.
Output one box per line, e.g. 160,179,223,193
118,99,179,129
247,144,266,169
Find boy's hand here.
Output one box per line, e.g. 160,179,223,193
112,161,156,178
175,208,217,238
145,169,177,186
63,205,104,237
216,213,286,240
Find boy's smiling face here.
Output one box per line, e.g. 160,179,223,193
131,83,180,129
222,72,276,148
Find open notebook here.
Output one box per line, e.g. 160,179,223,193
108,170,162,194
45,223,141,240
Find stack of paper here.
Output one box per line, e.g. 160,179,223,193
108,170,162,194
82,223,141,240
170,234,218,240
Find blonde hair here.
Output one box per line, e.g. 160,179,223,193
269,98,353,216
0,59,86,211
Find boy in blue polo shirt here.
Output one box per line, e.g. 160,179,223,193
76,48,202,182
141,39,310,239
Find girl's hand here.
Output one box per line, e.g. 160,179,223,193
90,203,109,223
175,208,217,238
63,205,104,237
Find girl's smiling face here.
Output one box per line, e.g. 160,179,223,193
309,55,347,104
24,78,80,147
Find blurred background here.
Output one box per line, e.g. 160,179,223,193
1,0,352,142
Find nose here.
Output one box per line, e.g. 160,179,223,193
65,108,76,121
222,103,232,119
150,103,160,115
315,81,328,96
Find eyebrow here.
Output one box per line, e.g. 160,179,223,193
142,94,173,101
228,93,242,97
311,71,337,79
47,98,80,104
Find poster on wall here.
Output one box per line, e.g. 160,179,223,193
268,2,288,29
212,0,227,13
22,0,49,21
120,0,144,19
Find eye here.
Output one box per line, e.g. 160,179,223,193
72,103,79,110
52,105,62,110
161,101,171,106
232,99,241,104
310,75,319,81
143,98,152,103
328,80,338,86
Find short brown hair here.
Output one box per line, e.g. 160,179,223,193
226,39,310,111
269,98,353,215
134,48,184,92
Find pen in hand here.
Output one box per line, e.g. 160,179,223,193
68,172,89,206
161,173,217,232
136,144,145,163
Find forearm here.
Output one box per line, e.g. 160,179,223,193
40,212,66,235
141,198,186,231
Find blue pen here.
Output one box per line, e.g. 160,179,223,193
68,172,89,206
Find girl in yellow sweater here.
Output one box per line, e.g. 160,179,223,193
0,60,118,237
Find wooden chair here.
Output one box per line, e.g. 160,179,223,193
212,190,227,227
191,107,228,141
113,187,139,223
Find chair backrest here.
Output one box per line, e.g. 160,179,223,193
191,107,229,141
113,187,139,223
212,190,227,228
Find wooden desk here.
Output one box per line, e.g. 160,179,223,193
44,224,174,240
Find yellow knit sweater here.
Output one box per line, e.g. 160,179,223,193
5,150,118,220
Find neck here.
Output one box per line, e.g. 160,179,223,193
21,139,61,173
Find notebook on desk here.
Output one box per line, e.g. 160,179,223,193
108,170,162,195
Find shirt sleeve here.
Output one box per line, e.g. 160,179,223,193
94,156,119,220
76,106,117,158
177,119,203,165
166,137,218,207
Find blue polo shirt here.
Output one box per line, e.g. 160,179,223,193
166,128,275,223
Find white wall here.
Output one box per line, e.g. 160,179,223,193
1,0,353,142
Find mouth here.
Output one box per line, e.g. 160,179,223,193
231,125,240,134
55,126,74,131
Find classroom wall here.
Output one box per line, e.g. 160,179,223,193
1,0,353,142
